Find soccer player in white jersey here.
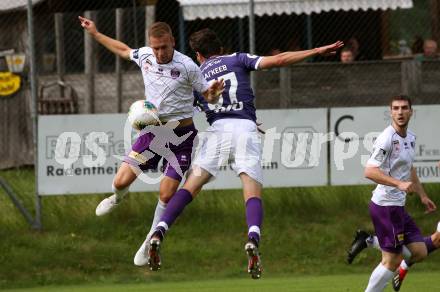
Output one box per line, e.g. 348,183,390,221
361,95,436,292
78,17,224,266
141,28,343,277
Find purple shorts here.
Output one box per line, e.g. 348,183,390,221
124,123,197,181
369,201,424,253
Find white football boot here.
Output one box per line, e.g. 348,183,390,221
133,234,152,266
95,194,122,216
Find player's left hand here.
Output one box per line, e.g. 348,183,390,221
212,78,225,96
421,196,437,214
316,41,344,56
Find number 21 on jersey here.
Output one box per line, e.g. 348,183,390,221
207,72,243,112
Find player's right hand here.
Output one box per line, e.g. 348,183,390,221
316,41,344,56
397,181,413,193
420,196,437,213
78,16,98,36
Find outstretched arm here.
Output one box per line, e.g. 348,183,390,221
258,41,344,69
79,16,131,60
410,167,437,213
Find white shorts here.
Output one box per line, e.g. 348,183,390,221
192,118,263,184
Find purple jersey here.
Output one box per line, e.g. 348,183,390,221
195,53,262,125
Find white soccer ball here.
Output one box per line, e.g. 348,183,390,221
128,100,159,130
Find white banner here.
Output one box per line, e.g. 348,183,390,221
194,108,328,189
38,109,328,195
330,105,440,185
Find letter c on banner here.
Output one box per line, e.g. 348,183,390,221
335,115,354,142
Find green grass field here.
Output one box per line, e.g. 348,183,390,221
3,273,440,292
1,167,439,290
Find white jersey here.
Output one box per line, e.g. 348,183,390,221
130,47,210,121
367,125,416,206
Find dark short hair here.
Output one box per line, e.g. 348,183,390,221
341,47,353,53
390,95,412,109
148,22,173,38
189,28,223,58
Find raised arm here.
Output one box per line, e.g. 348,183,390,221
258,41,344,69
79,16,131,60
410,167,437,213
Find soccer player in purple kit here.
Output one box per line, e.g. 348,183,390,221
359,95,436,292
139,28,343,278
79,17,225,266
348,221,440,291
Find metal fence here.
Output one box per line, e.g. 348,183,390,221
0,0,439,171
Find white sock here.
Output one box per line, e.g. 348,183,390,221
365,263,394,292
112,184,129,201
367,236,381,251
402,246,412,262
400,260,409,270
437,221,440,232
146,200,167,239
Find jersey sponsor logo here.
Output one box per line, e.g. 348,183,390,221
170,68,180,78
393,140,400,153
373,148,387,162
213,101,244,113
143,59,152,71
150,67,164,76
128,151,147,164
133,49,139,59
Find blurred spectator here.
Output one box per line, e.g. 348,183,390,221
346,37,365,60
415,39,439,61
411,35,424,54
398,40,412,56
340,47,354,63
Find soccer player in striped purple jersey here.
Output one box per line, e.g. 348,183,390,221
145,28,343,277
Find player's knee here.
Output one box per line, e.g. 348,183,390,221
432,232,440,248
159,190,174,203
113,178,128,190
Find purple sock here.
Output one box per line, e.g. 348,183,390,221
154,189,193,239
246,197,263,244
424,236,436,254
